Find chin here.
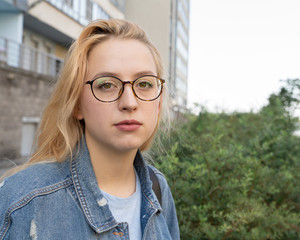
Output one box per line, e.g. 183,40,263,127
118,145,140,152
113,141,143,152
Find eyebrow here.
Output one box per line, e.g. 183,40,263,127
91,70,156,80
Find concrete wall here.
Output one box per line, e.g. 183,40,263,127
0,64,55,159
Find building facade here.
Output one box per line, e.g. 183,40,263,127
0,0,189,159
124,0,190,112
171,0,190,110
0,0,124,159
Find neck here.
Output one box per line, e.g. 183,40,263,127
85,135,138,198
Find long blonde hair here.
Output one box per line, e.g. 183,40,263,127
29,19,166,166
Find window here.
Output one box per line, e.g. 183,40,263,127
63,0,73,8
178,1,189,27
176,35,188,60
94,4,110,20
30,39,39,72
176,75,187,94
20,117,40,157
176,55,188,76
86,0,93,21
45,45,53,75
177,20,189,45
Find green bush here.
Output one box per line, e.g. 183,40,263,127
152,79,300,239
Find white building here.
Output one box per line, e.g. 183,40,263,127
124,0,190,111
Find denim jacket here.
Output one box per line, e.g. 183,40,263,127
0,139,180,239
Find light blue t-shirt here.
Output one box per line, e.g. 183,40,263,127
101,170,142,240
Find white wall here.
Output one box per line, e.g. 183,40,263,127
124,0,171,79
0,12,23,43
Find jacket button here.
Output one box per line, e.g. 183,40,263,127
113,232,124,237
97,198,107,207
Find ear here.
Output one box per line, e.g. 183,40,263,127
158,95,163,112
74,103,84,120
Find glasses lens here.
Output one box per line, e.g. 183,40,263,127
92,77,122,102
133,76,162,100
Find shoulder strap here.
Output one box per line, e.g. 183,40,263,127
147,165,162,206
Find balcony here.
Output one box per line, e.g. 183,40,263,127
0,36,63,77
28,0,110,27
109,0,125,13
0,0,28,12
26,0,113,42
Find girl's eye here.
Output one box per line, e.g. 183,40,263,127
95,78,118,90
137,81,153,88
100,83,113,89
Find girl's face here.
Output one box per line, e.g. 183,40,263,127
76,38,161,153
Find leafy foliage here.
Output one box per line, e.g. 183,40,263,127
152,79,300,239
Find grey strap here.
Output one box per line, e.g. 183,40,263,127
148,166,162,206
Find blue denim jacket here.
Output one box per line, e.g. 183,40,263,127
0,139,180,239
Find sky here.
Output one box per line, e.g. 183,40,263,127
187,0,300,114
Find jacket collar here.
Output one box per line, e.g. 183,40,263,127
70,136,161,234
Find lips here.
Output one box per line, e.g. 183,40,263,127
114,119,142,131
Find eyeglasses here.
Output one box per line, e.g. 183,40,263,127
85,75,165,103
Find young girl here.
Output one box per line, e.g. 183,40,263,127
0,19,179,239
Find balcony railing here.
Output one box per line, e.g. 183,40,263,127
2,0,28,11
42,0,110,26
110,0,125,13
0,36,63,77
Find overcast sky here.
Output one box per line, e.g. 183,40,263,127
188,0,300,114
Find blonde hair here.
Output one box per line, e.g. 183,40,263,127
2,19,168,180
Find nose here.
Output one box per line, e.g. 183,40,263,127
118,83,138,111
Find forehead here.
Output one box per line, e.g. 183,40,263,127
87,38,157,78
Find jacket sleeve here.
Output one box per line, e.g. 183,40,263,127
155,169,180,240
